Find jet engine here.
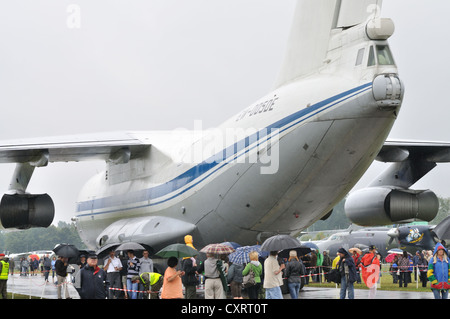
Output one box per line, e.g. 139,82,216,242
345,187,439,226
0,193,55,229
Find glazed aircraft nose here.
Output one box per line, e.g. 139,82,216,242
372,74,404,109
387,228,399,239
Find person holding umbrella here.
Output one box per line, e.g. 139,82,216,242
161,257,185,299
181,237,199,299
197,253,224,299
263,251,285,299
54,256,71,299
198,243,234,299
104,249,122,299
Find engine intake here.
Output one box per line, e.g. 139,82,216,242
0,194,55,229
345,187,438,226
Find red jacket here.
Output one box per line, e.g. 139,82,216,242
360,252,380,287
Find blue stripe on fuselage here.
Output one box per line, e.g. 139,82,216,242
76,82,372,215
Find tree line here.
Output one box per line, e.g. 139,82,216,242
0,221,87,254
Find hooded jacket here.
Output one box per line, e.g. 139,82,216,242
337,248,358,283
427,243,450,290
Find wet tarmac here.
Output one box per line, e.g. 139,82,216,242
7,273,435,299
7,273,80,299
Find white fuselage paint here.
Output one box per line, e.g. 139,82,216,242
74,24,403,251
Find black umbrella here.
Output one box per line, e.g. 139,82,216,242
68,250,95,264
260,234,301,252
115,242,146,252
278,246,311,259
53,244,79,258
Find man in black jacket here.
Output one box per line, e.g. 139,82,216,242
76,254,109,299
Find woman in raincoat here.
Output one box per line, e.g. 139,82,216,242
427,242,450,299
336,248,357,299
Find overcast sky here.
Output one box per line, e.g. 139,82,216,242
0,0,449,223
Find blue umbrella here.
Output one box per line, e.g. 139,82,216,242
228,245,262,264
301,241,319,251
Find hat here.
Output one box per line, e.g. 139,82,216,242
0,253,4,257
87,253,98,259
369,245,377,251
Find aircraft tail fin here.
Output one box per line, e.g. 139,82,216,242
273,0,383,89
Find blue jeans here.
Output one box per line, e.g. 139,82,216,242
340,276,354,299
127,279,138,299
265,286,283,299
288,282,301,299
432,289,449,299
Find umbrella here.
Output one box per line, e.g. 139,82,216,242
200,243,235,255
300,241,320,251
387,248,404,254
68,250,95,264
53,244,80,258
155,243,199,259
221,241,241,249
278,246,311,259
385,253,397,263
28,254,39,261
115,242,146,252
349,247,362,255
228,245,261,265
260,234,301,252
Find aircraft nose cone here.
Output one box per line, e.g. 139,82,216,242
372,74,404,109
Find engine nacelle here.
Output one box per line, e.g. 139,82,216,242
0,194,55,229
345,187,439,226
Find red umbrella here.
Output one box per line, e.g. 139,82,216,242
29,254,39,260
385,253,397,263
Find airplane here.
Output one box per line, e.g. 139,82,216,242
0,0,449,256
312,223,446,258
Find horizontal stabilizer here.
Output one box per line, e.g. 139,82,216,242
336,0,383,28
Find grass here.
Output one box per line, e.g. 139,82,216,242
307,264,431,293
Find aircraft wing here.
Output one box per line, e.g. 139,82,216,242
376,140,450,163
370,140,450,188
0,131,151,165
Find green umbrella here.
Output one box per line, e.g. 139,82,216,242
155,243,199,259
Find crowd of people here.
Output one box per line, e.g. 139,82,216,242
0,236,449,299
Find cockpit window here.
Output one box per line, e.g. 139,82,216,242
376,45,395,65
355,48,365,66
367,46,376,67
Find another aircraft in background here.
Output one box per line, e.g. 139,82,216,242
312,223,447,258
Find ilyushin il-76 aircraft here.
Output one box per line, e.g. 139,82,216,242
1,0,450,254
